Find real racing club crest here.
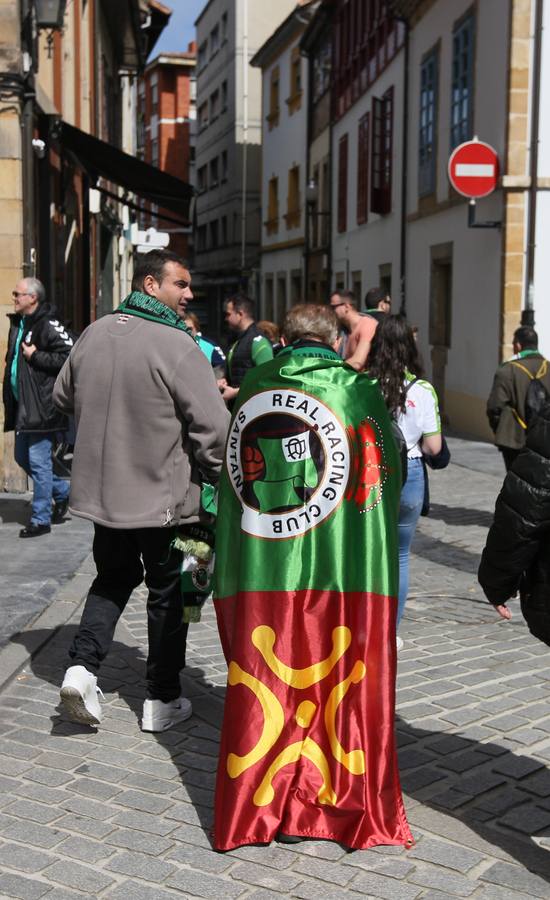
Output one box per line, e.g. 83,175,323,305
226,389,350,540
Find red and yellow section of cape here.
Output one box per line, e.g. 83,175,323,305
214,589,412,851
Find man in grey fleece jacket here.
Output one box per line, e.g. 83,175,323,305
54,249,229,732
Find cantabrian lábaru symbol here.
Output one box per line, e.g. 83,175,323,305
346,416,390,512
226,625,366,807
226,390,389,538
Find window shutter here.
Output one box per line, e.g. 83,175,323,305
370,87,392,215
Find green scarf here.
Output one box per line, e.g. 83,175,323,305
116,291,193,336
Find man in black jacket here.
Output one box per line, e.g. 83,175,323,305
478,400,550,645
3,277,74,537
219,294,273,406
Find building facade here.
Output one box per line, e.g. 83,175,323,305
330,2,406,307
255,0,548,441
251,2,319,324
138,44,197,259
193,0,297,335
0,0,179,488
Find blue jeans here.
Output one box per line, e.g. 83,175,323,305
397,457,425,627
14,432,70,526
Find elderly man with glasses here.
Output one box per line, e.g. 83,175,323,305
3,277,74,536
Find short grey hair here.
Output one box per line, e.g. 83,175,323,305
24,278,46,304
282,303,338,346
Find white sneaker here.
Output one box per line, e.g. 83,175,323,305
60,665,104,725
396,636,404,653
141,696,192,733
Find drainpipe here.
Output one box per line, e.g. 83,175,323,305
522,0,543,327
304,45,312,301
398,17,410,316
21,0,36,277
241,0,249,277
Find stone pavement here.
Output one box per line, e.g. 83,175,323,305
1,439,550,898
0,491,93,650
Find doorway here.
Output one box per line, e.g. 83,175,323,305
429,243,452,419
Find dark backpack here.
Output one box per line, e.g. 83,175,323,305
512,359,550,427
390,378,419,486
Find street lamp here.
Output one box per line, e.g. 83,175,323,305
34,0,67,29
306,177,319,207
35,0,67,57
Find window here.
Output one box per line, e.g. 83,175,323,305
221,215,228,245
198,41,208,71
287,46,302,114
334,0,405,120
266,176,279,235
198,101,209,130
352,271,362,303
268,66,280,129
291,272,302,306
286,166,300,229
450,14,474,149
210,24,219,57
150,74,158,114
151,136,159,166
221,11,228,43
313,38,331,103
197,224,207,252
371,86,393,215
321,159,330,246
210,89,220,120
209,156,219,187
197,164,207,193
337,134,348,233
379,263,392,297
276,275,287,320
419,49,438,196
210,220,219,248
221,150,228,181
357,112,369,224
264,276,274,320
221,80,228,111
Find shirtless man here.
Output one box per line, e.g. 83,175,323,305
329,289,377,371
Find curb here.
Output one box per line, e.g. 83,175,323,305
0,551,95,692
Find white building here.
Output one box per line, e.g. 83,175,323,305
330,7,406,306
316,0,545,440
251,2,319,323
194,0,296,334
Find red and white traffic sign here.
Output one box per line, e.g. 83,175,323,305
448,139,499,199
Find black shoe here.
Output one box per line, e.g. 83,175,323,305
19,523,51,538
52,498,69,523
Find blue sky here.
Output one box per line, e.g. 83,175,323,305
150,0,205,56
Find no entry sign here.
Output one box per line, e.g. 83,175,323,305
448,139,499,198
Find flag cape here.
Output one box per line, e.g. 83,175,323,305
213,345,412,851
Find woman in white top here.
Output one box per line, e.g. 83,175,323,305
368,316,442,634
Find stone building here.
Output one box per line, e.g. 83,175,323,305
0,0,192,488
138,43,197,260
251,1,319,323
193,0,297,335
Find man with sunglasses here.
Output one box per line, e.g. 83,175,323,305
3,278,73,537
329,289,377,371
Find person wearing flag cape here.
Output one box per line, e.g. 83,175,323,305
213,303,412,851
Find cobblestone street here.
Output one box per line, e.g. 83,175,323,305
0,438,549,899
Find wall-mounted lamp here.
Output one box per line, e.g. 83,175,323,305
35,0,67,57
